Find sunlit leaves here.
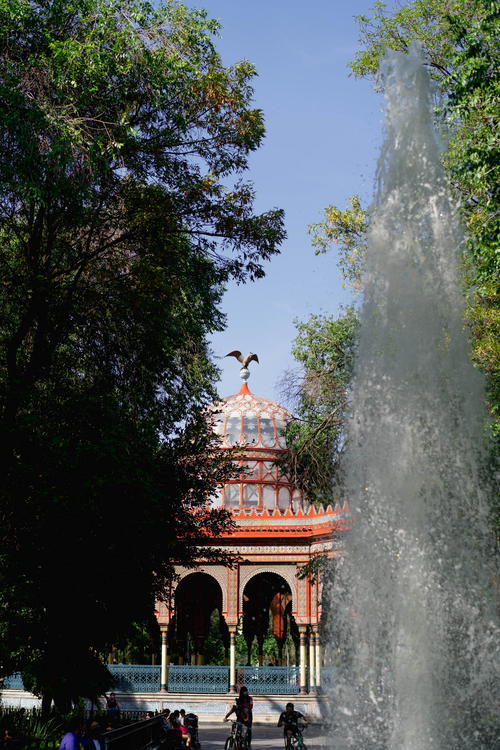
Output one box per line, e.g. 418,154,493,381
308,195,368,292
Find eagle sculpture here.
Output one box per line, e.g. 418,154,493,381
225,351,259,369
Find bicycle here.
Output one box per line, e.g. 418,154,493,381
224,719,249,750
284,722,307,750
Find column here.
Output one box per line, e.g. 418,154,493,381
229,626,237,693
308,628,316,692
160,628,169,692
315,628,321,689
299,626,307,695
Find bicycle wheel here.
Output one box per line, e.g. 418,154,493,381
225,737,235,750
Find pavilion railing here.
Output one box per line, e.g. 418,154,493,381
108,665,161,693
2,665,318,695
2,673,24,689
167,665,229,694
236,665,301,694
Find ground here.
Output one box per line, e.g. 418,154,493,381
198,722,332,749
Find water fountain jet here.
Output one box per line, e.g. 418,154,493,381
328,45,499,750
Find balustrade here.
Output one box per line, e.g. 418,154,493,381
2,665,317,696
2,674,24,689
236,665,301,694
167,665,229,693
108,665,161,693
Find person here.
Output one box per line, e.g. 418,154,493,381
277,703,306,745
2,728,22,750
104,693,120,725
58,717,83,750
170,711,191,748
179,709,186,726
224,685,253,748
81,721,104,750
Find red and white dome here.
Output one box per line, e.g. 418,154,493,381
210,382,307,513
213,382,291,450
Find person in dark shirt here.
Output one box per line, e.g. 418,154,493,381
104,693,120,726
224,686,253,747
277,703,306,742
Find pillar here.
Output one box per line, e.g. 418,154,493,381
299,626,308,695
160,628,169,692
229,626,237,693
315,628,321,689
308,628,316,692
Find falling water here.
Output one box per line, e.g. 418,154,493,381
328,47,499,749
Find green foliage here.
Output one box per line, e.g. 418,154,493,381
351,0,485,80
280,307,358,504
0,709,63,742
119,618,161,665
0,0,284,708
296,553,329,585
203,609,226,665
308,196,368,291
235,615,287,666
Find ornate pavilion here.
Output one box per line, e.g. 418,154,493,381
155,369,350,696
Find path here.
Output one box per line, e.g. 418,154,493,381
197,723,335,750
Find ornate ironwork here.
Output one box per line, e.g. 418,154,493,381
3,665,309,696
108,665,160,693
168,665,229,693
3,673,24,689
236,666,301,694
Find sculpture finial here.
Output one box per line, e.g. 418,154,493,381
225,350,259,378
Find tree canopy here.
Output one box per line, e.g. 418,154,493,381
0,0,285,708
280,309,358,505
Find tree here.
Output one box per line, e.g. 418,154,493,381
280,308,358,505
0,0,285,709
278,192,366,506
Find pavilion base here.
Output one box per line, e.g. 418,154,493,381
0,689,330,723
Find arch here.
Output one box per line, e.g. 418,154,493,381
173,571,226,661
173,566,227,614
239,565,296,615
240,569,297,666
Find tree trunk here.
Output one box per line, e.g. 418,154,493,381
41,693,53,719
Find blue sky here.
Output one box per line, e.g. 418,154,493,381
200,0,390,402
